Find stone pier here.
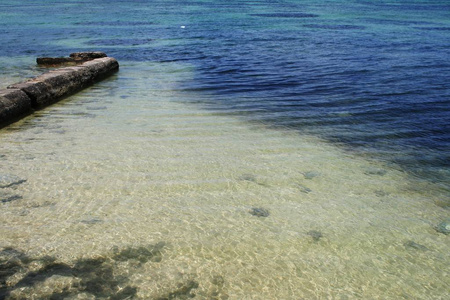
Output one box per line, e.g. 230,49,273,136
0,52,119,128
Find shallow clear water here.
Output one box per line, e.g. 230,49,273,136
1,1,449,299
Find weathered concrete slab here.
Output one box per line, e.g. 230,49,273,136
0,89,33,127
8,57,119,108
1,54,119,128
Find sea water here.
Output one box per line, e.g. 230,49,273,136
1,1,449,299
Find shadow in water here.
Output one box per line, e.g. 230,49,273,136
0,244,165,299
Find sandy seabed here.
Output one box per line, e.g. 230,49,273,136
1,62,449,299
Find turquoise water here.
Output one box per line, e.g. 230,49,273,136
1,0,449,188
1,1,449,299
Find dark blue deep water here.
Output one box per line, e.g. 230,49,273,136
1,0,450,189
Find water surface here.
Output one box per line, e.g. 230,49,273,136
1,1,449,299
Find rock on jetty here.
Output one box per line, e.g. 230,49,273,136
0,52,119,128
36,51,108,66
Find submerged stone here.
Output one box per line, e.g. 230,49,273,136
307,230,323,242
404,240,428,251
112,242,165,263
249,207,270,217
80,217,103,225
435,220,450,235
0,247,139,299
303,171,320,180
375,190,389,197
0,174,26,188
211,275,225,287
1,194,22,203
239,174,257,182
364,167,387,176
156,280,199,300
298,184,312,194
86,106,108,111
238,174,269,187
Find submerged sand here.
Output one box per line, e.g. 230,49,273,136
1,62,448,299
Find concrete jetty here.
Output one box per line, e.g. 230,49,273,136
0,52,119,128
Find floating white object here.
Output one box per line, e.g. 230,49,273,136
180,25,186,28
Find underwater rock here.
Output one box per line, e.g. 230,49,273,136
303,171,320,180
211,275,225,287
208,275,228,300
1,194,22,203
404,240,428,251
239,174,257,182
307,230,323,242
0,174,26,188
249,207,270,217
156,280,199,300
80,217,103,225
298,184,312,194
435,220,450,235
112,242,165,263
0,247,138,300
0,248,29,283
238,174,269,187
364,167,387,176
18,209,29,216
375,190,389,197
86,106,108,111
